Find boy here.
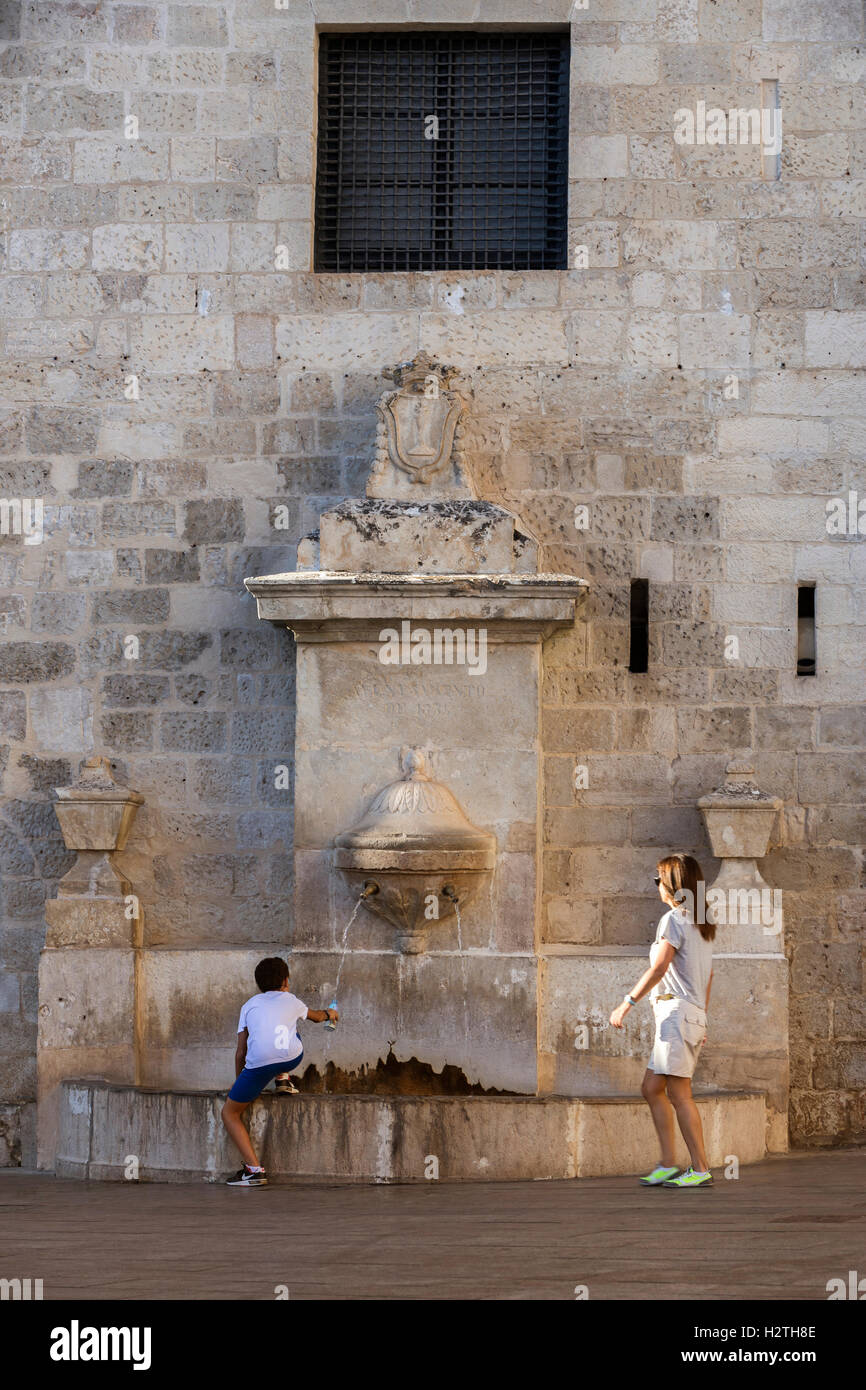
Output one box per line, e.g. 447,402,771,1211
221,956,337,1186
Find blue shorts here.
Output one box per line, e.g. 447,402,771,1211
228,1051,303,1103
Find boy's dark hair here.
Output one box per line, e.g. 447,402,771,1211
255,957,289,992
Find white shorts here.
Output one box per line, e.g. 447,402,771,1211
647,997,707,1079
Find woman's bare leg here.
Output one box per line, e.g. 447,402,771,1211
666,1075,709,1171
221,1099,259,1167
640,1069,678,1168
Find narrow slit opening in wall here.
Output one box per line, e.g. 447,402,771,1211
761,78,781,181
797,584,816,676
629,579,649,674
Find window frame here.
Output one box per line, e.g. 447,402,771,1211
312,26,571,274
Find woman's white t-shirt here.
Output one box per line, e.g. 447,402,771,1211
649,908,713,1009
238,991,308,1068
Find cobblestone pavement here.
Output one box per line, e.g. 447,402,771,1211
1,1148,864,1300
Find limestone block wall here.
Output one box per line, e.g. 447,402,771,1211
0,1,864,1160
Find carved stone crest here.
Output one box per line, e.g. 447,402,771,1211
367,352,475,501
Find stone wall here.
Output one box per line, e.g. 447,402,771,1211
1,0,864,1162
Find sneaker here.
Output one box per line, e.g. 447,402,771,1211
662,1167,713,1188
274,1077,299,1095
638,1164,681,1186
226,1165,268,1187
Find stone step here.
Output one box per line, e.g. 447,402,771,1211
57,1079,768,1184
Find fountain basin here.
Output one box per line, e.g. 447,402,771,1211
56,1079,768,1184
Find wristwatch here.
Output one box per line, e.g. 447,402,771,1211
626,994,638,1007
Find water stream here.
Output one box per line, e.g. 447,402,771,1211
323,893,364,1041
334,895,362,998
324,887,471,1056
453,898,470,1043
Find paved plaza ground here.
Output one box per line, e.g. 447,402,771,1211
2,1148,864,1301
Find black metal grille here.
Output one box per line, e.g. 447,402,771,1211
314,31,570,272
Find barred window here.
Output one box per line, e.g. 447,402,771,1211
314,31,570,272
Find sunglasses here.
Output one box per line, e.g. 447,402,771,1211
654,876,662,886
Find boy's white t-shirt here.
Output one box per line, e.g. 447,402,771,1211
238,991,308,1068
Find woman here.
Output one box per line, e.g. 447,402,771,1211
609,854,715,1189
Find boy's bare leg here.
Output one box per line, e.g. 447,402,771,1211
640,1069,678,1168
221,1099,260,1168
666,1075,709,1171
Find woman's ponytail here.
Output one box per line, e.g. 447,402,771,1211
657,853,716,942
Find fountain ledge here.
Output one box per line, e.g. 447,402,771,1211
56,1079,767,1184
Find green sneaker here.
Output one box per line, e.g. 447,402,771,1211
639,1165,681,1186
662,1167,713,1188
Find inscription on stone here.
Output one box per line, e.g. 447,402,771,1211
351,676,488,721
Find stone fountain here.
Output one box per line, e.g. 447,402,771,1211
245,351,588,1097
42,353,783,1183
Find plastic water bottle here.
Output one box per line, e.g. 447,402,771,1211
323,997,338,1031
